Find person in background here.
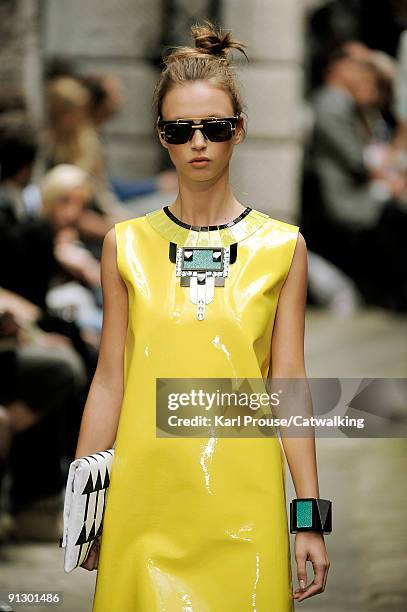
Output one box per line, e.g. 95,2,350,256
0,114,98,377
40,164,103,337
0,116,100,329
81,72,178,202
0,288,87,542
0,112,37,226
309,45,407,309
0,116,92,542
43,61,178,227
44,75,127,235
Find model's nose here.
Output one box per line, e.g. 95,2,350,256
190,127,206,146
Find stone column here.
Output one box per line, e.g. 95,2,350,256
223,0,305,222
0,0,42,121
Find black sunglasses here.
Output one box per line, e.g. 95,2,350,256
157,115,240,144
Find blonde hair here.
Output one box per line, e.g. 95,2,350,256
40,164,91,214
153,20,248,132
47,77,90,127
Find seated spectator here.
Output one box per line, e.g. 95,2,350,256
82,72,178,202
0,113,98,378
44,75,128,226
44,61,178,213
306,45,407,310
0,112,38,225
40,164,103,335
0,288,87,541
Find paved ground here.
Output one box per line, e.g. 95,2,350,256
0,306,406,612
286,308,407,612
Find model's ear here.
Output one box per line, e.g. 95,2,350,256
234,116,245,145
156,126,169,150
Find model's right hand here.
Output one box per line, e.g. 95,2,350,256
80,536,101,571
292,531,330,602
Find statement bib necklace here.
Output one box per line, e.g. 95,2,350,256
145,205,269,320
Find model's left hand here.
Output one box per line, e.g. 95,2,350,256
292,531,330,602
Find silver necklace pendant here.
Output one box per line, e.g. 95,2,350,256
175,245,231,320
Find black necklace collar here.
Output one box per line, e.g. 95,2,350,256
163,205,252,231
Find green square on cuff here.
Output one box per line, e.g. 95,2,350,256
296,500,313,528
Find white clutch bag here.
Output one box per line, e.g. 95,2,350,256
59,448,115,573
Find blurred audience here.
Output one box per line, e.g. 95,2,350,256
40,164,103,336
44,75,124,235
0,112,37,224
0,116,102,339
0,115,102,542
45,57,178,191
0,292,87,541
302,44,407,310
81,71,178,201
44,64,177,227
0,59,177,545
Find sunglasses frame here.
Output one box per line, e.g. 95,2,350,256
157,115,241,144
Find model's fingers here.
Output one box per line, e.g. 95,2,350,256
322,557,330,591
295,552,307,593
81,555,95,571
91,540,101,569
80,543,99,571
296,560,327,601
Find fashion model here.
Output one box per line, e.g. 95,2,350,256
75,20,330,611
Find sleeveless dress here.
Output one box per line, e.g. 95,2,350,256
92,205,299,611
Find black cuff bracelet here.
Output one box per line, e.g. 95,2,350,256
290,498,332,534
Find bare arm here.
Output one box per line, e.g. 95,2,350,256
74,226,128,458
271,233,330,603
270,232,319,498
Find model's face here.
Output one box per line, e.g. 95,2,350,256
157,81,244,182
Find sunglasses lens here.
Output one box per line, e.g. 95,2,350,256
204,120,233,142
164,123,191,144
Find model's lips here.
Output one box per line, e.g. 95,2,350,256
190,158,211,168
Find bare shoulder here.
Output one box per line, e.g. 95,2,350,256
100,227,123,286
296,230,306,247
293,231,307,262
293,231,307,264
283,231,308,291
101,227,117,265
103,226,117,250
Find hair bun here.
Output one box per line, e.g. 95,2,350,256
155,20,248,124
191,20,247,63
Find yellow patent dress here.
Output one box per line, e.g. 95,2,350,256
92,205,299,611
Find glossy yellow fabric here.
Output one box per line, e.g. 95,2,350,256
92,207,299,611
